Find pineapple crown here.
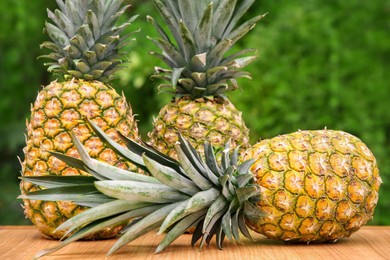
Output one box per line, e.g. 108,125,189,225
20,118,263,258
40,0,138,82
148,0,267,99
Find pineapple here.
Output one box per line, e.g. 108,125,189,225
21,123,381,258
20,0,139,240
147,0,266,159
243,130,382,242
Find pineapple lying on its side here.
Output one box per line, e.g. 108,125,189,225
21,122,381,258
20,0,139,240
244,130,382,242
147,0,266,159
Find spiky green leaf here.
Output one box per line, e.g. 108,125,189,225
195,3,213,52
95,180,190,204
107,202,181,256
19,175,96,189
143,155,199,195
155,209,207,254
159,188,219,233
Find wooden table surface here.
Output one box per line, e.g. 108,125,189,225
1,226,389,260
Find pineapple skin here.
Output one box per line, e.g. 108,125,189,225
243,130,381,242
148,97,250,160
20,79,139,240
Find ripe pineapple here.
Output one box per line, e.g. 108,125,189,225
21,123,381,258
243,130,382,242
147,0,266,159
20,0,139,240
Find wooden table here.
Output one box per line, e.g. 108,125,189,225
1,226,389,260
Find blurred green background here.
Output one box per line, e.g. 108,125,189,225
0,0,389,226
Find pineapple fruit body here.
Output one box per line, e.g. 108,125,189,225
243,130,381,242
20,0,140,240
148,97,250,160
20,79,139,239
147,0,265,160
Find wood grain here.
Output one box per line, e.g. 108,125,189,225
0,226,389,260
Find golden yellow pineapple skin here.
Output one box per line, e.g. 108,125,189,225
148,97,250,159
243,130,381,243
20,79,139,239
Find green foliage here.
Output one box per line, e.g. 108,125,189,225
0,0,51,152
0,0,55,224
0,0,389,226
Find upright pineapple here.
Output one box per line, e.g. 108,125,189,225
147,0,266,159
243,130,382,242
21,123,381,258
20,0,139,239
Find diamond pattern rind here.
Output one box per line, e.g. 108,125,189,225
20,80,139,239
244,130,381,243
148,97,250,160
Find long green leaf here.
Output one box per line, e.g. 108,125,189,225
232,206,243,244
175,143,212,190
82,119,147,168
220,48,256,65
238,212,253,241
47,9,74,37
153,0,182,52
224,56,257,69
216,222,226,249
204,142,222,176
95,180,189,203
178,0,198,32
221,210,233,243
219,175,232,200
178,19,196,62
236,173,254,188
107,202,181,256
45,22,69,47
227,14,267,46
237,159,255,175
159,188,219,234
221,146,231,172
221,197,239,243
171,67,185,87
195,2,213,52
208,38,232,67
199,211,224,249
67,134,159,181
236,185,260,205
243,201,264,223
213,0,237,39
191,218,204,247
178,134,216,184
117,131,183,174
55,200,151,235
155,209,207,254
202,195,228,233
147,15,171,43
149,36,185,68
143,155,199,195
51,150,155,183
61,132,107,181
19,176,96,189
19,185,113,205
223,0,255,37
33,205,161,260
85,158,159,183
